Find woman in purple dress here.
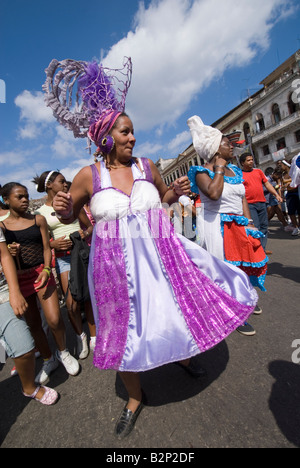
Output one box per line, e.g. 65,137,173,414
45,57,257,439
52,112,258,438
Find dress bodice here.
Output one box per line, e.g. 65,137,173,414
89,158,162,223
189,164,245,214
200,181,245,215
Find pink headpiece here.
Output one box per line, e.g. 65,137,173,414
88,110,121,146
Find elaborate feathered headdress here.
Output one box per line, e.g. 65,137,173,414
43,57,132,152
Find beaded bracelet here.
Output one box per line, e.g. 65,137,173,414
43,266,51,277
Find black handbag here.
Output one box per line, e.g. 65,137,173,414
68,231,90,302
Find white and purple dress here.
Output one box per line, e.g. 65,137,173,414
88,158,257,373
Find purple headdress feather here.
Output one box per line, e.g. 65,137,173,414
78,62,121,123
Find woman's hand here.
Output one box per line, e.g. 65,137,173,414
213,156,227,171
34,270,50,290
7,242,20,257
52,191,74,219
78,229,92,240
51,236,73,252
10,291,28,317
173,176,191,196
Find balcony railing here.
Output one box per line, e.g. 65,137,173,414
252,110,300,143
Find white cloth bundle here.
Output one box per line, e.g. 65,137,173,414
187,115,223,162
289,154,300,188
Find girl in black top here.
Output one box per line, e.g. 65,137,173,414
0,182,79,384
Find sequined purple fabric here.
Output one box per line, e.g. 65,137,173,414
92,220,130,370
148,209,254,352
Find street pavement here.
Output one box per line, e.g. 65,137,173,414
0,219,299,449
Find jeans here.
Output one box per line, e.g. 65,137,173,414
0,302,34,358
248,202,268,251
55,254,71,275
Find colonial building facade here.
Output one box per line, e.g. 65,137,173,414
156,49,300,183
250,49,300,172
156,149,203,187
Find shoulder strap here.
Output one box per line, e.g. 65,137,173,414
90,164,101,194
139,158,153,183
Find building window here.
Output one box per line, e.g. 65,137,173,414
272,103,281,124
243,122,251,144
262,145,270,156
255,113,265,132
276,137,286,150
288,93,299,114
295,129,300,143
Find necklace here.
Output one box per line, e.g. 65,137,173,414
109,160,132,170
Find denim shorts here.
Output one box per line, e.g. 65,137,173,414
55,254,71,275
0,302,35,358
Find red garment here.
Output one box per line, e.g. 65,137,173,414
194,195,201,208
223,220,267,281
242,169,268,203
17,264,56,298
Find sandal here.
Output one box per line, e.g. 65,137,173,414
22,386,59,405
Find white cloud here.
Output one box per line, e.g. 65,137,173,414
14,90,53,139
103,0,295,132
0,150,26,167
51,126,89,159
168,131,191,154
1,158,90,200
19,123,39,139
15,90,53,123
58,159,91,184
134,140,163,158
0,160,45,199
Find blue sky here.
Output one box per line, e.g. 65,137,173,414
0,0,300,198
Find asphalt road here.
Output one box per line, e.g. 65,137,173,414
0,219,299,449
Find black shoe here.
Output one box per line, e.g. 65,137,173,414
175,360,207,378
114,394,145,439
236,322,256,336
253,305,262,315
